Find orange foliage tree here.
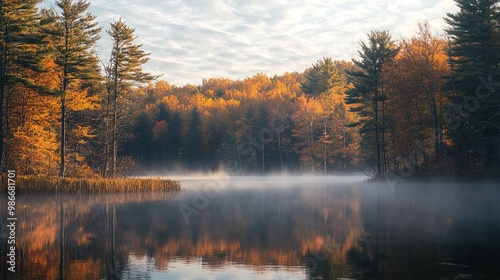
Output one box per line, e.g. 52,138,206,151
384,22,450,174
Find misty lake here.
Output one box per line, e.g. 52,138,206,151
1,175,500,279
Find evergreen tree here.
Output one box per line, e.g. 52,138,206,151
300,58,347,172
206,121,224,170
155,102,171,122
154,102,171,169
302,57,344,96
48,0,101,177
167,111,183,165
256,104,269,173
0,0,44,171
236,106,257,172
106,18,154,177
151,103,183,169
186,107,202,169
445,0,500,172
346,30,398,175
131,112,154,169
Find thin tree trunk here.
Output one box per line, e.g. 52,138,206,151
0,84,4,172
429,85,440,159
447,39,462,172
112,88,118,178
343,117,347,170
73,143,77,176
261,137,265,173
60,27,70,178
414,93,427,173
59,96,66,177
0,24,8,172
374,98,381,175
103,85,111,177
324,119,327,172
277,127,283,172
111,57,118,177
381,100,387,173
237,145,242,173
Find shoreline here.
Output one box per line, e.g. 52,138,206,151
0,175,181,193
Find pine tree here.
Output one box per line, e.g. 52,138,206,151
48,0,101,177
301,58,348,172
154,102,171,169
346,30,398,175
445,0,500,172
256,104,269,173
168,111,183,165
186,107,202,169
0,0,44,171
107,18,154,177
131,112,154,169
302,57,344,96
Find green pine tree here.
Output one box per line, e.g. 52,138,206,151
302,57,344,96
186,107,203,169
132,111,154,169
47,0,101,177
346,30,398,175
0,0,44,171
445,0,500,173
168,111,183,165
106,18,155,177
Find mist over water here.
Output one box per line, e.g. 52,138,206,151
161,172,370,189
1,175,499,279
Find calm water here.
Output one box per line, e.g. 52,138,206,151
1,175,500,279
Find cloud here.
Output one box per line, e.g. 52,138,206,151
40,0,458,86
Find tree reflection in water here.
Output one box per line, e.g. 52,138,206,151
0,180,499,279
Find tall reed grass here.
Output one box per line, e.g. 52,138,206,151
1,176,181,193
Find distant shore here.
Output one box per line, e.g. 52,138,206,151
368,172,500,184
0,175,181,193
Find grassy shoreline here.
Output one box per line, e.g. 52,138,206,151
1,175,181,193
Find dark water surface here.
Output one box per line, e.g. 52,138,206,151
1,175,500,279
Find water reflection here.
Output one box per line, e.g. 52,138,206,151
1,178,499,279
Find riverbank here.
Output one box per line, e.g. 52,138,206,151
0,175,181,193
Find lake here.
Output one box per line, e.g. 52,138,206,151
1,175,499,279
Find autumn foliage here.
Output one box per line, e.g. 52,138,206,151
0,0,498,178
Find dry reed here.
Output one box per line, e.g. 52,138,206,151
1,175,181,193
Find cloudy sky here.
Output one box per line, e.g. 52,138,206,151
41,0,458,86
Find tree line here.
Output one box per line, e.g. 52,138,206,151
1,0,498,177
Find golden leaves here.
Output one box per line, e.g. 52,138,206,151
66,88,101,111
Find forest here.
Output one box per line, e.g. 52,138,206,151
0,0,499,178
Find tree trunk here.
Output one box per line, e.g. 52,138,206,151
0,84,4,172
59,96,66,177
277,127,283,172
111,57,119,178
324,119,327,172
381,100,387,173
374,99,381,175
447,39,462,173
430,86,440,159
112,87,118,178
0,25,8,172
103,85,111,177
73,143,78,176
59,28,70,178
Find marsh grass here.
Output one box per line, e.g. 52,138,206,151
1,175,181,193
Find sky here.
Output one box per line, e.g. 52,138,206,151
40,0,458,86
